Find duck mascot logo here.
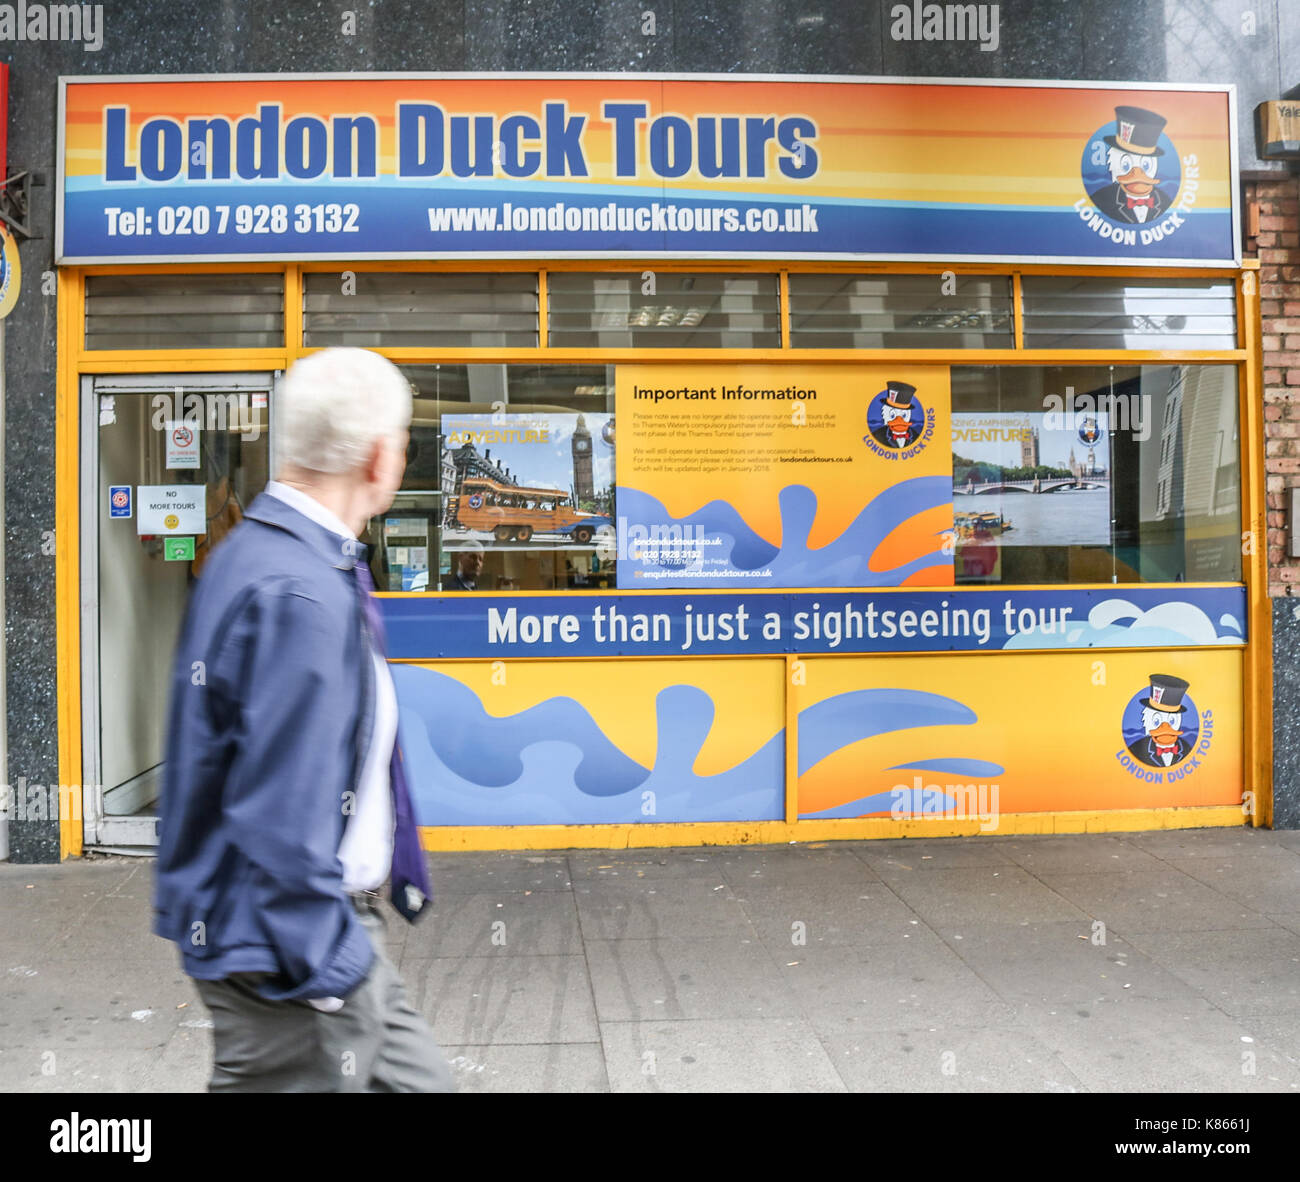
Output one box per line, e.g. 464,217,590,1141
865,380,933,459
1082,105,1181,228
1125,673,1196,769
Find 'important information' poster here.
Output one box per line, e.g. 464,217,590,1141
616,364,953,588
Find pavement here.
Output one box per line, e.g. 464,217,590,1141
2,826,1300,1093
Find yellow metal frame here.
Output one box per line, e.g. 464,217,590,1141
55,258,1267,856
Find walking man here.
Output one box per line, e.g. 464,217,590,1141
154,347,455,1093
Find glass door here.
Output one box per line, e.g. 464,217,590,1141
81,373,274,849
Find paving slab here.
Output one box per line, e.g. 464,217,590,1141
0,958,199,1053
1163,854,1300,915
1016,997,1300,1092
1001,835,1170,876
733,879,927,948
1127,828,1296,859
443,1043,608,1093
1039,869,1280,934
599,1017,848,1093
1120,928,1300,1018
936,921,1202,1006
815,1025,1087,1093
5,832,1300,1091
566,849,727,883
399,890,583,961
781,940,1018,1031
717,845,881,890
425,853,573,893
138,1025,213,1093
876,865,1092,929
583,936,802,1021
0,1046,164,1094
572,879,756,940
403,954,599,1046
850,837,1021,872
1266,911,1300,937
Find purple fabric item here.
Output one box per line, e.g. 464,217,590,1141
352,557,432,923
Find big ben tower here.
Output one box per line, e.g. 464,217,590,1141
572,414,594,502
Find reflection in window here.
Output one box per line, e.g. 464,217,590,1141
1021,277,1237,350
366,364,617,592
951,365,1240,584
789,273,1013,348
548,272,780,348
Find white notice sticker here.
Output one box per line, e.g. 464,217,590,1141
165,420,201,469
137,486,205,535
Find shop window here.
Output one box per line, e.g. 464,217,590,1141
788,273,1013,348
303,272,539,348
951,364,1241,585
84,274,285,350
365,364,615,593
547,272,780,348
1020,277,1237,350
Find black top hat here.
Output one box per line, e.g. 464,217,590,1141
1141,673,1189,714
883,381,918,410
1104,106,1167,157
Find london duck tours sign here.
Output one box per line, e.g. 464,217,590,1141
57,74,1239,266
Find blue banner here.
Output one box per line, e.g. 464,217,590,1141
379,586,1247,660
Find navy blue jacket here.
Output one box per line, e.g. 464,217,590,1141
153,492,377,1001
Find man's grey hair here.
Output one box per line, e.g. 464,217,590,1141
278,347,413,475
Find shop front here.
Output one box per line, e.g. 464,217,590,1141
54,73,1265,856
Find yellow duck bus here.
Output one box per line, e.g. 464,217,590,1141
448,476,611,543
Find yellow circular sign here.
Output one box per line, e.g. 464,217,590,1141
164,513,179,530
0,227,21,320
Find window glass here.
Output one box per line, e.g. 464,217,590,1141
789,273,1013,348
547,272,780,348
85,274,285,350
365,360,1241,592
1020,277,1237,350
951,365,1240,584
365,364,615,592
303,272,538,348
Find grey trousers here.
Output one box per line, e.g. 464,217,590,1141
194,897,456,1093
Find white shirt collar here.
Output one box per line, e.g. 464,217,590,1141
264,480,357,542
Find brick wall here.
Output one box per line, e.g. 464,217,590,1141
1247,174,1300,597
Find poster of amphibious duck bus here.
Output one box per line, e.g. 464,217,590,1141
441,413,615,551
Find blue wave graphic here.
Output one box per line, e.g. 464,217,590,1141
393,666,783,825
797,690,997,820
797,688,977,777
619,479,953,588
1002,597,1245,649
886,758,1004,776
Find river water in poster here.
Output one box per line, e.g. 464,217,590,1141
952,487,1112,548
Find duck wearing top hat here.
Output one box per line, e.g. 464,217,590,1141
870,380,920,449
1088,105,1175,225
1127,673,1193,768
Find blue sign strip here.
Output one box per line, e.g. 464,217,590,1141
61,187,1234,263
379,586,1247,660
